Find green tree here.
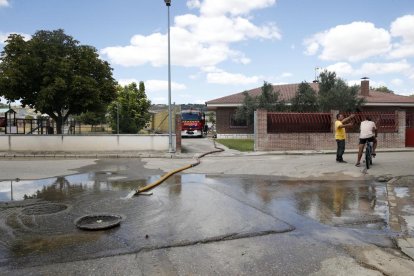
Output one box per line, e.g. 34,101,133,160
75,110,107,132
0,29,117,134
235,81,285,125
290,82,318,112
108,82,151,134
317,70,364,112
257,81,285,111
373,86,394,94
76,111,106,126
235,91,257,125
206,111,216,125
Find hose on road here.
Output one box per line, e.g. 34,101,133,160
131,140,224,196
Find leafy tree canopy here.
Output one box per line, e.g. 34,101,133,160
75,111,107,126
290,82,318,112
317,70,365,112
108,82,151,134
373,86,394,94
0,29,117,133
235,81,285,125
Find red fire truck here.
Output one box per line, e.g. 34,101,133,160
181,109,207,137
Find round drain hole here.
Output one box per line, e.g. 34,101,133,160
21,203,68,215
74,214,124,230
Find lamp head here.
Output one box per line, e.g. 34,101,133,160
164,0,171,6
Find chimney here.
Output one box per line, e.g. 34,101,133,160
361,77,369,97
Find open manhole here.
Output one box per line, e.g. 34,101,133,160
74,214,124,230
21,203,68,215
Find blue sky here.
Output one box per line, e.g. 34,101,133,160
1,0,414,105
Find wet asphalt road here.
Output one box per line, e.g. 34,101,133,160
0,138,413,275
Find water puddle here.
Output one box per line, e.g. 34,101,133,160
280,180,388,229
0,172,404,268
1,174,389,232
394,187,409,198
0,172,160,202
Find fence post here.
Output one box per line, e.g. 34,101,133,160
396,110,406,147
254,109,267,151
254,110,257,151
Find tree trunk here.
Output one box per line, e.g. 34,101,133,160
55,117,63,134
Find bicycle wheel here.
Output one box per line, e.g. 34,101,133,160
365,144,371,170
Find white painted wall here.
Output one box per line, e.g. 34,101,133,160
0,135,175,152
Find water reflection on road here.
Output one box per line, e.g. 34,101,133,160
0,173,160,202
203,176,389,230
0,173,390,230
0,171,408,268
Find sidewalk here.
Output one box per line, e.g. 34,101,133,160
0,147,413,159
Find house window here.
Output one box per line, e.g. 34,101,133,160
230,112,247,128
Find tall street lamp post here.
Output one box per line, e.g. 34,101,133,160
116,102,120,135
164,0,174,153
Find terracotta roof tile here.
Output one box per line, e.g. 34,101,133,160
206,83,414,105
364,90,414,103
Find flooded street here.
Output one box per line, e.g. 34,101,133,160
0,153,414,275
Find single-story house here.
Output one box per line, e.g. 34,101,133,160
206,79,414,139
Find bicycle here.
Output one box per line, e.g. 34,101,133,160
365,140,373,170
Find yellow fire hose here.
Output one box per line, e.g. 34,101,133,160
132,140,224,196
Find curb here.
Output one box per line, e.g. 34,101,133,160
0,148,413,159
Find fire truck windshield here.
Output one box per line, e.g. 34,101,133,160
182,112,201,121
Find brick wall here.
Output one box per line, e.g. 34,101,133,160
255,110,406,151
216,108,254,134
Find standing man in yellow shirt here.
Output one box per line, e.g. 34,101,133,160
335,113,355,163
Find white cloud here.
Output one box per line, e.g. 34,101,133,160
101,29,232,68
118,78,186,91
304,41,319,55
391,78,403,86
326,62,353,76
186,0,201,9
175,15,280,43
304,22,391,62
193,98,207,104
394,90,413,96
280,72,292,78
390,14,414,58
358,60,411,75
204,67,261,85
145,80,187,91
152,97,167,103
101,1,280,69
0,0,9,7
117,79,140,86
326,61,412,79
347,79,386,88
199,0,276,16
389,44,414,59
391,14,414,43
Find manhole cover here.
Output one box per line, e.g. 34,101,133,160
74,214,124,230
21,203,68,215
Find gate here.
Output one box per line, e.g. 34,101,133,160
406,112,414,147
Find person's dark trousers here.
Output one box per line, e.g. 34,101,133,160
336,139,345,161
